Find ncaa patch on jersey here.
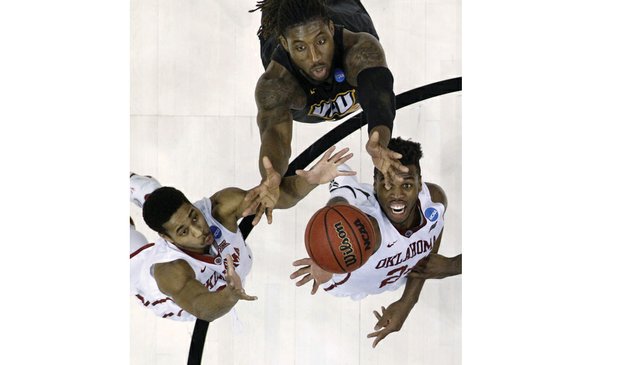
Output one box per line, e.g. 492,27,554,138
210,225,222,239
424,207,439,222
334,68,345,83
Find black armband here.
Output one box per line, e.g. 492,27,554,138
356,67,396,133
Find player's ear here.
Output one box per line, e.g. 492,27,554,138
278,35,289,52
328,20,334,35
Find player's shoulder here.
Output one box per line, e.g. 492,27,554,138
256,62,303,109
342,28,381,50
343,30,386,80
425,182,448,208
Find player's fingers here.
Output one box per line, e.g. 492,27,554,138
225,254,235,273
292,258,313,266
335,152,354,165
266,208,273,225
383,176,393,190
330,147,349,162
369,130,379,144
373,310,382,321
374,316,389,331
262,156,274,172
243,187,261,202
289,266,310,280
372,331,389,348
339,170,357,177
387,150,403,160
242,200,261,217
322,145,337,161
311,280,319,295
296,274,313,287
252,205,264,226
239,289,258,301
295,169,308,178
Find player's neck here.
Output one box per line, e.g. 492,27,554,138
395,204,423,236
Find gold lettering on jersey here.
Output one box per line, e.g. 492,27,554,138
334,221,357,267
308,90,360,120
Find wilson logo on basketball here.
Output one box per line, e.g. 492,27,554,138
334,221,357,267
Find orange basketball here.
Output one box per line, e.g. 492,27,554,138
304,204,377,274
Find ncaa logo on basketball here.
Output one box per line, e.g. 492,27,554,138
210,225,222,239
424,207,439,222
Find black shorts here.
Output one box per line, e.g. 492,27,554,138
259,0,379,69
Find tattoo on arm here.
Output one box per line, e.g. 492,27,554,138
345,35,387,83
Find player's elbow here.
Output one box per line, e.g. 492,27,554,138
195,308,229,322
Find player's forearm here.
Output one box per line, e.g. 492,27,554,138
357,67,395,139
192,287,239,322
445,254,462,277
400,277,426,308
276,175,317,209
259,138,290,179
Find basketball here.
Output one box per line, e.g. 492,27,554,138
304,204,377,274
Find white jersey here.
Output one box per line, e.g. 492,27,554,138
129,197,253,321
321,165,445,300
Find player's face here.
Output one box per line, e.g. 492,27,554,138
161,202,215,254
374,165,422,230
280,19,335,82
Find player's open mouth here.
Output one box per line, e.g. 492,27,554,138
389,202,406,215
311,65,327,79
204,233,214,246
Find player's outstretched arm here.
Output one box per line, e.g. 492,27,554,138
343,31,405,189
248,70,303,225
368,229,445,347
153,257,256,322
409,253,462,280
276,146,357,209
290,257,333,295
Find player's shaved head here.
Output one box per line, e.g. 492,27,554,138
142,187,191,235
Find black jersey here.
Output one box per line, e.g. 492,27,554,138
259,0,379,124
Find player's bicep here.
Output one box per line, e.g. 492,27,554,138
153,260,198,299
153,260,225,320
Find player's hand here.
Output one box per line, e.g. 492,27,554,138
367,300,413,348
290,258,333,295
295,146,356,185
365,131,408,189
224,254,257,301
242,156,282,225
409,253,462,279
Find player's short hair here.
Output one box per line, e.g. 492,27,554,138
250,0,330,39
374,137,424,178
142,187,191,235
